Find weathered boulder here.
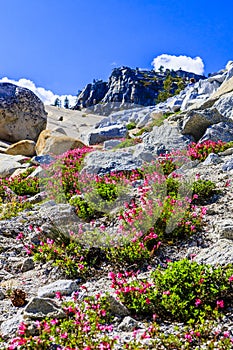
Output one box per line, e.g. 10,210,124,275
202,153,222,166
141,122,193,155
82,150,143,175
0,82,47,143
118,316,138,331
38,280,78,298
212,92,233,119
0,315,24,338
86,125,128,145
0,154,27,178
222,158,233,171
5,140,36,156
180,80,220,111
103,139,122,150
35,130,85,155
210,76,233,100
23,297,66,320
195,239,233,265
181,108,226,140
199,122,233,143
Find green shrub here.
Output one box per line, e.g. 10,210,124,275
113,137,142,149
126,122,136,130
111,259,233,323
192,179,217,202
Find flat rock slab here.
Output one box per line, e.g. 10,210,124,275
194,239,233,265
38,280,78,298
0,154,28,177
23,297,66,320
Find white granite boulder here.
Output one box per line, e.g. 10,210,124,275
0,83,47,143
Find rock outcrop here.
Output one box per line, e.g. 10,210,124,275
0,83,47,143
73,67,204,112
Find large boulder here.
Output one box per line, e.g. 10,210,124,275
81,150,143,175
141,122,193,155
0,83,47,143
212,92,233,119
5,140,36,156
35,130,85,155
199,122,233,143
86,124,128,145
181,108,226,140
0,154,27,178
210,76,233,100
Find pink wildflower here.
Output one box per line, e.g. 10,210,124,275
18,322,27,335
223,331,230,338
60,332,68,339
229,275,233,282
216,299,224,308
163,290,170,295
55,291,63,300
184,333,193,342
16,232,24,240
195,298,202,307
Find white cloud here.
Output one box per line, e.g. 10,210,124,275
0,77,77,107
152,54,205,75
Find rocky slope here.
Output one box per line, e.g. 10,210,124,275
0,61,233,348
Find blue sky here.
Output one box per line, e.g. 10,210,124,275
0,0,233,101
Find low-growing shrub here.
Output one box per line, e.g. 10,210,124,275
110,259,233,323
192,179,217,202
126,121,136,130
0,200,32,220
187,140,233,161
113,137,142,149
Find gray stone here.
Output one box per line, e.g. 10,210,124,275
212,92,233,119
23,297,66,320
0,289,5,300
219,147,233,156
195,240,233,265
87,125,128,145
103,139,122,150
26,191,47,204
21,258,35,272
136,113,151,128
167,97,183,112
222,158,233,171
202,153,223,166
141,122,193,155
82,150,143,175
0,159,23,178
106,294,130,316
31,155,55,165
0,82,47,143
199,122,233,143
181,79,220,111
118,316,138,331
38,280,78,298
182,108,226,140
0,154,28,178
0,314,24,338
35,203,81,238
217,220,233,240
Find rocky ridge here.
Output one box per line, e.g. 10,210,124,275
73,66,204,112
